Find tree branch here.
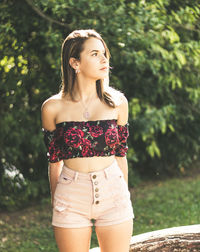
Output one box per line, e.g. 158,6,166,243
25,0,72,28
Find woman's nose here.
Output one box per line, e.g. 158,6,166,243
100,54,108,63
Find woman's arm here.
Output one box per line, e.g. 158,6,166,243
115,95,129,185
41,99,63,206
48,161,63,206
115,156,128,184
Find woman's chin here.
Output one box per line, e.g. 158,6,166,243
88,73,108,81
97,73,109,79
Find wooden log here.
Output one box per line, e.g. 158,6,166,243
90,224,200,252
130,224,200,252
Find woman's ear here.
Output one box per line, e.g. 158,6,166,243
69,57,79,71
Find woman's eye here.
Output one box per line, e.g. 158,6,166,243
92,53,98,56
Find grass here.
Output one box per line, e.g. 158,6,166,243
132,174,200,235
0,174,200,251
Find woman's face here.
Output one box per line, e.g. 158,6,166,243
78,37,109,80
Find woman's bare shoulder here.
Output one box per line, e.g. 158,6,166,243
105,85,126,107
105,85,128,125
118,93,128,105
41,93,62,112
41,94,63,131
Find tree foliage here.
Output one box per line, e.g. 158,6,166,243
0,0,199,209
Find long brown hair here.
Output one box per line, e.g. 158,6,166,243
60,29,119,108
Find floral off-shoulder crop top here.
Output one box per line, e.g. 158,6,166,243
42,119,129,163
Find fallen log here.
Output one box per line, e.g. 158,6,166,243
130,224,200,251
90,224,200,252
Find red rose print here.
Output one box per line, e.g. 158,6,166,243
64,128,84,148
43,120,129,162
89,125,103,138
81,138,93,156
105,128,118,147
118,125,129,143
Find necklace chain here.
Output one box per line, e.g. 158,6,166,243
79,93,96,120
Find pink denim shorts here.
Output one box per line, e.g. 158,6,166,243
52,159,134,228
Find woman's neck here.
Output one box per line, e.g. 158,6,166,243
73,78,98,102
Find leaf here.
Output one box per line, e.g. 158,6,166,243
174,50,186,65
168,124,175,132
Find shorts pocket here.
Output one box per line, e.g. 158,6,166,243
111,174,131,207
58,173,73,185
53,198,70,214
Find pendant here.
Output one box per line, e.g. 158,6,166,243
83,110,90,119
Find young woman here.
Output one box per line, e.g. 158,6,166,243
41,29,134,252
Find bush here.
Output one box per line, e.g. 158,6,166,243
0,0,199,209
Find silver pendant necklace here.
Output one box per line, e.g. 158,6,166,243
80,93,96,120
83,110,90,120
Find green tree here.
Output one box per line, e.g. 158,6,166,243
0,0,199,209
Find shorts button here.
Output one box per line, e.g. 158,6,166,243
94,181,98,185
95,193,99,198
92,175,97,179
95,188,99,192
95,201,99,204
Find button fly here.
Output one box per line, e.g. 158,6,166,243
91,174,100,205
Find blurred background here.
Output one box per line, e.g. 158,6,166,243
0,0,199,250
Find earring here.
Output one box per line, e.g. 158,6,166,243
75,69,80,74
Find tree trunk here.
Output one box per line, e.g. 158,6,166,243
90,224,200,252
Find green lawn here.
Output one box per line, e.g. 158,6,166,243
132,175,200,235
0,174,199,251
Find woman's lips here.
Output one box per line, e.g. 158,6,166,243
100,67,108,70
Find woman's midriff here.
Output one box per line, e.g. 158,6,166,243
63,155,116,173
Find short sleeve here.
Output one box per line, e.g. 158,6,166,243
42,127,64,163
115,123,129,157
